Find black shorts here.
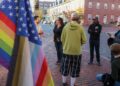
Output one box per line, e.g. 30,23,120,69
60,54,82,77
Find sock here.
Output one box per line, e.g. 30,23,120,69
62,75,67,83
70,77,76,86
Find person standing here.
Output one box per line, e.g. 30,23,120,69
53,17,64,64
60,12,87,86
88,17,102,66
34,16,44,37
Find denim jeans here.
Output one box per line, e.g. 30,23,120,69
55,42,63,62
114,81,120,86
96,74,120,86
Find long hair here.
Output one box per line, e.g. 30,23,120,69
57,17,64,26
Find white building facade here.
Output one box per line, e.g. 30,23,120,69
48,0,85,22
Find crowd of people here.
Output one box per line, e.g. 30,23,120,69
52,12,120,86
34,12,120,86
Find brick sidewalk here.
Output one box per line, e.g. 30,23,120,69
0,35,111,86
0,51,111,86
44,38,111,86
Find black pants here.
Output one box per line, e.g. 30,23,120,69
55,42,63,62
89,39,100,63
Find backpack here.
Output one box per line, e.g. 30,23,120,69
107,37,120,47
102,73,115,86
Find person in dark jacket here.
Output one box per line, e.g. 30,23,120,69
107,25,120,61
53,17,64,64
108,25,120,45
110,43,120,85
96,43,120,86
88,17,102,66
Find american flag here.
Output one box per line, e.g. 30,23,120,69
0,0,54,86
1,0,41,45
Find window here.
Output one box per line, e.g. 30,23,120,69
53,3,55,6
88,14,92,20
88,2,92,8
103,15,108,24
47,4,49,7
111,4,115,10
40,4,43,7
40,3,43,6
118,16,120,22
96,2,100,9
118,5,120,9
104,3,108,9
44,7,47,9
45,4,48,6
111,15,115,20
50,4,52,7
40,7,43,9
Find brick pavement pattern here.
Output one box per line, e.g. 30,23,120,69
43,35,111,86
0,26,112,86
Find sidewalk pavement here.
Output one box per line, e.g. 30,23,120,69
0,28,111,86
43,39,111,86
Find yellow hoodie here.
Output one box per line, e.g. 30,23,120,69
61,21,87,55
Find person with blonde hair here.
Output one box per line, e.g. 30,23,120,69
60,12,87,86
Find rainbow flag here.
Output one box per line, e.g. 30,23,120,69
0,0,54,86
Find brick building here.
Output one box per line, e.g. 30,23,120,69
48,0,120,25
48,0,84,22
84,0,120,25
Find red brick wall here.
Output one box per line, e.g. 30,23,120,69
84,0,120,25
